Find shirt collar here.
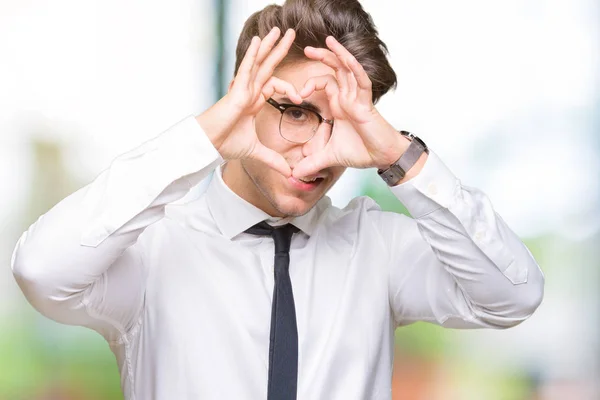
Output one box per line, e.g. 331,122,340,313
205,163,328,239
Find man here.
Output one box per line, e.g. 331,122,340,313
11,0,544,399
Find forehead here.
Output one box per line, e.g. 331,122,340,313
274,60,335,90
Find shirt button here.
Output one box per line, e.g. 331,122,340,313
474,231,485,241
427,183,438,196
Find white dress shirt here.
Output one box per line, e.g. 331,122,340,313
11,116,544,400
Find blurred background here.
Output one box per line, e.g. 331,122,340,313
0,0,598,399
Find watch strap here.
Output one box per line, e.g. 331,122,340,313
378,131,429,186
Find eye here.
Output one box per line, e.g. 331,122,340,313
283,107,309,123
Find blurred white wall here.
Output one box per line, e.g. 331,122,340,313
0,0,217,308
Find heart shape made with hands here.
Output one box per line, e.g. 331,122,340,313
211,27,404,181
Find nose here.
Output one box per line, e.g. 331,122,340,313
301,122,331,157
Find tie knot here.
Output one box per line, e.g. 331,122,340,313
245,221,299,254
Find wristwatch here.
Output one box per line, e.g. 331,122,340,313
377,131,429,186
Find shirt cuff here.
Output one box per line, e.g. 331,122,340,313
389,149,460,218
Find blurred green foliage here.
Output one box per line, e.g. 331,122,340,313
0,309,123,400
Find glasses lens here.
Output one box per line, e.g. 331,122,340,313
279,107,320,143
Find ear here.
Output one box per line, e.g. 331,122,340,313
227,79,235,93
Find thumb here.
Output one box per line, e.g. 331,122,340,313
292,150,335,179
249,142,292,178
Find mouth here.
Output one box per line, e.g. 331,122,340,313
287,175,326,192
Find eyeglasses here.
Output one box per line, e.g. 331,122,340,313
266,98,334,144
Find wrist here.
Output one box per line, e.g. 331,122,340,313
195,96,243,158
373,134,411,170
377,131,429,186
393,151,428,185
361,112,412,170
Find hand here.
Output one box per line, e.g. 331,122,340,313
292,36,408,179
196,27,302,177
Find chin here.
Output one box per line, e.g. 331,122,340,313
272,194,315,217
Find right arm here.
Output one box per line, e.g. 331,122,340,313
11,116,223,341
11,27,301,341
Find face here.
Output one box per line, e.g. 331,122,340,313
226,60,346,218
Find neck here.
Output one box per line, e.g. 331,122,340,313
221,160,285,218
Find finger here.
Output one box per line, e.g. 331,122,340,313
254,27,281,66
292,150,335,179
326,37,361,94
300,75,339,99
347,56,372,91
346,69,357,94
325,37,371,100
262,77,302,104
304,46,348,90
236,36,261,81
300,75,343,117
325,36,355,67
250,143,292,177
304,46,344,71
255,29,296,86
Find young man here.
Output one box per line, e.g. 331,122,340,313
11,0,544,399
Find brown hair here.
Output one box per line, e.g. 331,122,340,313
234,0,397,104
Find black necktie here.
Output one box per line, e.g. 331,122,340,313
245,221,300,400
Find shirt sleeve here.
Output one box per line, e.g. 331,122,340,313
382,149,545,329
11,115,223,341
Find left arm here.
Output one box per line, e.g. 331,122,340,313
294,36,544,328
379,149,544,328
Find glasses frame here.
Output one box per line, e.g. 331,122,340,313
266,98,334,144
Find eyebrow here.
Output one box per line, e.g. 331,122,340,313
278,97,322,114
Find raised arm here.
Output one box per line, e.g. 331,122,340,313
288,36,544,328
380,151,544,328
11,116,223,340
11,27,303,341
